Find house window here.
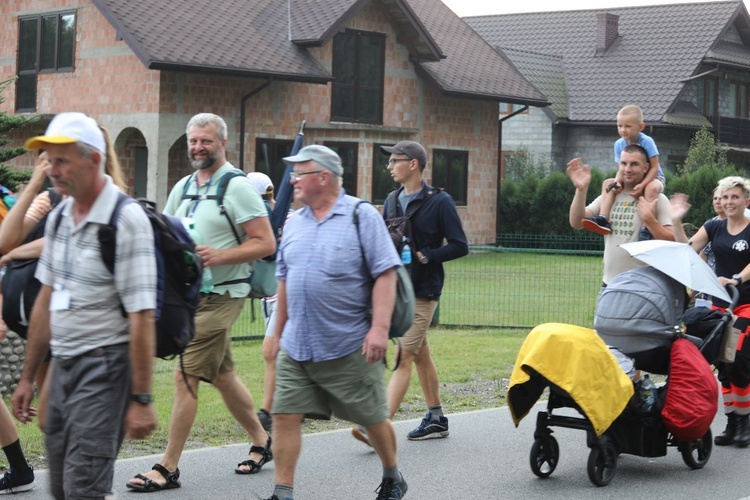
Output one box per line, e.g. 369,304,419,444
698,78,718,117
17,12,76,112
331,29,385,124
432,150,468,206
729,82,750,118
373,143,398,204
323,142,358,197
255,139,294,195
499,103,528,116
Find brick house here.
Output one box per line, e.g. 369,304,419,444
466,0,750,177
2,0,547,245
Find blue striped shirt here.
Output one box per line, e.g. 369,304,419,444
277,191,401,362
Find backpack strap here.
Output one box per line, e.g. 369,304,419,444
182,169,246,245
99,192,132,275
354,200,402,370
48,188,63,209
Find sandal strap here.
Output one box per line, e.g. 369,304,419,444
249,445,265,454
151,463,172,480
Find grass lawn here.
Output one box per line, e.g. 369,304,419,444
440,250,602,328
2,327,527,470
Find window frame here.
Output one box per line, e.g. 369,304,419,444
323,141,358,197
372,143,398,204
16,11,76,112
432,149,469,207
255,138,295,195
330,29,385,124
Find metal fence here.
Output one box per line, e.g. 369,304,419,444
230,234,605,339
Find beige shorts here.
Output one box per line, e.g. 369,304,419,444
273,349,388,427
181,293,246,383
399,297,439,355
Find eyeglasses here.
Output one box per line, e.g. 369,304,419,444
289,170,324,180
386,158,412,166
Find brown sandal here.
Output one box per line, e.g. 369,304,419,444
235,436,273,474
126,463,181,492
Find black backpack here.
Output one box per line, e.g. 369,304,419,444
2,189,63,338
384,187,439,254
53,193,203,359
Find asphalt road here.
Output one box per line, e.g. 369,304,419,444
17,405,750,499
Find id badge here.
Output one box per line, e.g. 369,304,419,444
50,289,71,311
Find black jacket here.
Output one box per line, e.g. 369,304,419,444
383,182,469,299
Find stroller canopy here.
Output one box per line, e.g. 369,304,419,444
594,266,686,355
508,323,635,436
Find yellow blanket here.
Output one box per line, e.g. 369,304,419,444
508,323,634,436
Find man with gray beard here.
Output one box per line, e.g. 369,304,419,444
127,113,277,492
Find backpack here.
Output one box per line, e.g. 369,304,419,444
661,337,718,441
54,193,203,359
2,189,63,338
181,168,275,298
384,187,439,255
247,200,277,299
353,201,415,339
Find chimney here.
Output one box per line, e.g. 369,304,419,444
596,13,619,55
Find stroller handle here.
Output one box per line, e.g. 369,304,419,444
727,284,740,313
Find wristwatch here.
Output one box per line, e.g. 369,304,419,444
419,254,429,265
733,274,743,286
130,393,154,405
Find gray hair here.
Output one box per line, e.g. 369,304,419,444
186,113,227,141
717,176,750,199
76,142,106,173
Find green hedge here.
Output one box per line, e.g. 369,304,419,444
499,166,744,239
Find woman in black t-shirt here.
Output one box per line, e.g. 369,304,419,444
673,176,750,449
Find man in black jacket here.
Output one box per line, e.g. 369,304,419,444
353,141,468,445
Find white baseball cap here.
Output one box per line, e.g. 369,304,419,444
247,172,274,196
25,112,105,154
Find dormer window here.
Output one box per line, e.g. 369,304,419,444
331,29,385,124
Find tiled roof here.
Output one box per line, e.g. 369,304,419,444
666,100,712,128
92,0,547,103
465,1,745,123
92,0,331,83
500,47,568,118
410,0,546,103
706,40,750,67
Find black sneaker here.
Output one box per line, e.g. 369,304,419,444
638,227,653,241
0,467,34,494
406,412,449,440
375,473,407,500
581,215,611,236
257,409,273,432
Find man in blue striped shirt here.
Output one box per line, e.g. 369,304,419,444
263,145,407,500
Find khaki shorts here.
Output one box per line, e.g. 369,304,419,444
181,293,246,383
399,297,439,355
273,349,389,427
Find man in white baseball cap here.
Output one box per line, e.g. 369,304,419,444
25,112,106,156
15,112,158,499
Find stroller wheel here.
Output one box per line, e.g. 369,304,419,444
587,436,617,487
529,435,559,478
681,428,713,469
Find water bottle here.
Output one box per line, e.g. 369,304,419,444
187,222,213,293
400,238,412,266
640,374,656,413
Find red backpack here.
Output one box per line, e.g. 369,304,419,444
661,338,718,441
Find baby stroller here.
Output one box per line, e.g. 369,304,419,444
507,267,737,487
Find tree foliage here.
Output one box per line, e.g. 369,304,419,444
680,127,731,175
0,78,35,190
